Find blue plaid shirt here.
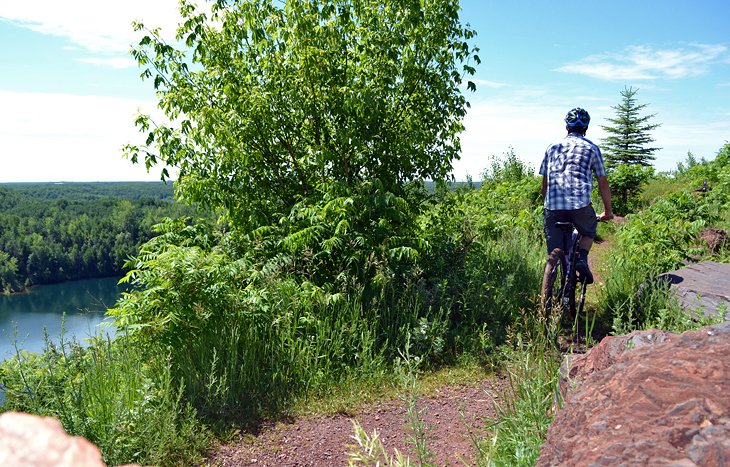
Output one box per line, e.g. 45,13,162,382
539,133,606,211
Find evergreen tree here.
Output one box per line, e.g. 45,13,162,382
601,86,661,166
600,86,661,214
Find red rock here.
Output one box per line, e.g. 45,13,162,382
0,411,104,466
557,328,675,400
540,323,730,466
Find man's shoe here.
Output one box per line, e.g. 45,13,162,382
575,258,594,284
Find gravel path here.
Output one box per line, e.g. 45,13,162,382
203,376,506,466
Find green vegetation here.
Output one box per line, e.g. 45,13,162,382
1,143,727,465
2,181,175,201
0,0,727,463
476,331,561,466
601,144,729,333
0,182,195,293
1,331,209,466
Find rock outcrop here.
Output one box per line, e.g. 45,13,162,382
0,411,105,466
660,261,730,321
539,322,730,466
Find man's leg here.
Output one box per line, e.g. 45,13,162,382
544,209,566,255
573,206,598,284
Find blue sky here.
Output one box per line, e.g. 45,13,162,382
1,0,729,182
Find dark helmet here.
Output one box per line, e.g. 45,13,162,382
565,107,590,127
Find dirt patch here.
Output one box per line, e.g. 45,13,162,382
699,227,726,253
204,377,506,466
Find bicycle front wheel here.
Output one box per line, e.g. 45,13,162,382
541,248,565,321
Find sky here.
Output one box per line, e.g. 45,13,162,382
1,0,729,182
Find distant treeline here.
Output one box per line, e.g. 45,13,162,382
0,182,196,293
3,181,176,201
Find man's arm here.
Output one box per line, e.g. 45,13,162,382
597,176,614,220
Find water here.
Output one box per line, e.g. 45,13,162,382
0,277,126,359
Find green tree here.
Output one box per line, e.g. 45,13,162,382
0,250,19,293
600,86,661,214
601,86,661,166
606,163,653,214
126,0,478,230
124,0,479,294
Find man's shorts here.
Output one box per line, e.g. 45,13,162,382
544,205,598,253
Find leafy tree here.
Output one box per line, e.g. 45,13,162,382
114,0,485,427
0,250,19,293
481,147,535,185
601,86,661,167
600,86,661,214
125,0,479,283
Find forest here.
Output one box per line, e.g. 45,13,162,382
0,182,195,293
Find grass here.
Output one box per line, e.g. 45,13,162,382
292,360,493,418
473,320,562,467
583,220,620,337
0,329,211,466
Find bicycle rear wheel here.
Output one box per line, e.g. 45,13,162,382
541,248,565,321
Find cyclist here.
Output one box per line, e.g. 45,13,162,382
539,107,614,284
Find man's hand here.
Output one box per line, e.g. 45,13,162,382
598,211,614,221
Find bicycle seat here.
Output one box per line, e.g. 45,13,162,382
554,222,574,232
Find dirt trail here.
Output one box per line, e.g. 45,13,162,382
203,376,506,466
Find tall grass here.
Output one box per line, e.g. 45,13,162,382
0,329,209,466
107,207,546,423
473,317,561,467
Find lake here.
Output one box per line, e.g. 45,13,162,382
0,277,126,359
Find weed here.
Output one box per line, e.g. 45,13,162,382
475,320,561,466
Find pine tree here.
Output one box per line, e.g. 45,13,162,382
601,86,661,167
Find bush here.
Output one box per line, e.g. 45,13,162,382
608,164,654,215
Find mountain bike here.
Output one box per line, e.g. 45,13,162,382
540,221,591,326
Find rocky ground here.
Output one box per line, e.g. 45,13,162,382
203,377,507,466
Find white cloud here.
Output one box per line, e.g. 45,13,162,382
0,1,182,67
454,99,565,180
451,84,616,180
78,57,138,69
557,44,728,81
650,118,730,169
471,79,509,89
0,91,170,182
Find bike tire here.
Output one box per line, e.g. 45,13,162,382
566,251,578,320
541,248,565,321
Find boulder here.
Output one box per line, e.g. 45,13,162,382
0,412,104,466
556,328,675,402
659,261,730,321
539,322,730,466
